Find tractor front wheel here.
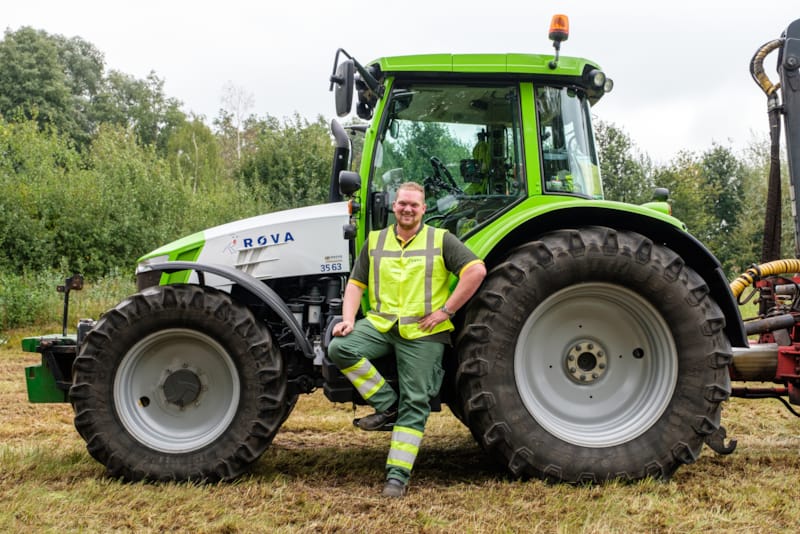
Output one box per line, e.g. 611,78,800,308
70,284,287,482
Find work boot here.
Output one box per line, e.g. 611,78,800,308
382,478,407,498
353,407,397,431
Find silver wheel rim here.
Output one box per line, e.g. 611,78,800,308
514,282,677,447
114,328,240,453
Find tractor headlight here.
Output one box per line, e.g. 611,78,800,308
587,69,606,89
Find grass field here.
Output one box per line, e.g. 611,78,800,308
2,327,800,533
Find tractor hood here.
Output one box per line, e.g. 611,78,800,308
137,202,352,287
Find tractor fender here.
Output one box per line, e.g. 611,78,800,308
478,205,747,348
142,261,314,358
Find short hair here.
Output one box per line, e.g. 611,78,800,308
397,182,425,196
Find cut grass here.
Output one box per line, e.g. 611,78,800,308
2,330,800,533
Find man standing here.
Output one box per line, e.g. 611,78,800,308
328,181,486,498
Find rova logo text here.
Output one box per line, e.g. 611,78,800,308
242,232,295,249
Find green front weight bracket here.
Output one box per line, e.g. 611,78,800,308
21,335,76,403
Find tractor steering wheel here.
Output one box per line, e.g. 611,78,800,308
430,156,461,193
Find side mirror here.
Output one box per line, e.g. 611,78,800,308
388,118,399,139
339,170,361,196
371,191,389,229
332,60,354,118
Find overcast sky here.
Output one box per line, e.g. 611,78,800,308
5,1,798,162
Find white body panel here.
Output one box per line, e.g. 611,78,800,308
190,202,352,287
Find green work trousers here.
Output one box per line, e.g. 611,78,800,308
327,319,445,483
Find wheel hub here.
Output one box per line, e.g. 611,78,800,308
162,368,204,407
565,339,607,383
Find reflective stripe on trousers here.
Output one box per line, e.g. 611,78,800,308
386,425,424,472
340,357,386,400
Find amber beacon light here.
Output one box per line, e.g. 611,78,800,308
549,14,569,42
548,14,570,69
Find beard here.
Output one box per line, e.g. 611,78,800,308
395,213,420,232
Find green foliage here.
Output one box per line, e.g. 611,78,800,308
595,121,784,279
0,27,187,151
652,145,750,277
0,269,135,334
93,70,186,152
0,27,72,136
0,270,62,332
239,114,333,210
382,122,470,186
166,117,222,193
77,124,188,273
595,120,653,204
0,119,80,271
0,118,272,278
700,144,745,272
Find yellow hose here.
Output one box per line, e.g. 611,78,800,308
730,259,800,298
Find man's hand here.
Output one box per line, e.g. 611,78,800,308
418,309,450,332
332,320,354,337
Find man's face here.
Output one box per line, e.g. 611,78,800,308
392,188,426,231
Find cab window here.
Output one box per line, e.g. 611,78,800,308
537,86,603,199
371,83,524,238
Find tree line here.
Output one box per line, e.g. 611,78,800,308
0,27,333,279
594,121,791,278
0,26,792,292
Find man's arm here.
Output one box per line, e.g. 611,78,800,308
332,280,365,337
443,261,487,314
418,260,486,332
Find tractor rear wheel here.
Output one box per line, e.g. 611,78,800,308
70,284,287,482
456,227,732,482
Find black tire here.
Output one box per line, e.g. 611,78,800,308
70,284,287,482
456,227,732,482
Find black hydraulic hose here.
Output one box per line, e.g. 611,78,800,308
731,387,800,418
761,93,783,264
750,39,785,264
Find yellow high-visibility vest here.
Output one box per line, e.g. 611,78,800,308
366,225,452,339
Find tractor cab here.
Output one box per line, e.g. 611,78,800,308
329,44,613,247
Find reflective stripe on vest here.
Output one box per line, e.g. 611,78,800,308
386,425,424,472
366,225,452,339
340,357,386,400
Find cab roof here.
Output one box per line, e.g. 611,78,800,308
372,53,601,77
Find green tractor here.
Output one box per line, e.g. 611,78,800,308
21,15,800,483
